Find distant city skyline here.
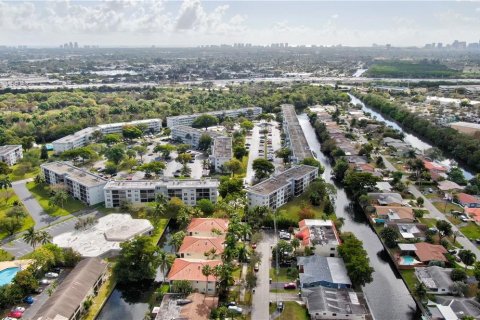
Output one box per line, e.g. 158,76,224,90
0,1,479,47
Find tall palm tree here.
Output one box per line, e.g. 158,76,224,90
37,231,52,245
158,250,174,282
23,227,38,249
56,191,68,208
201,265,213,296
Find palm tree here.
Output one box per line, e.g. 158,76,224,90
291,238,300,254
453,230,461,244
37,230,52,245
201,265,213,296
56,191,68,208
204,248,218,260
169,231,186,252
23,227,38,249
158,250,174,282
236,244,249,263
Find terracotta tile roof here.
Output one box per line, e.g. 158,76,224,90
187,218,229,234
374,206,414,220
466,208,480,222
167,259,221,282
423,161,448,172
457,193,480,205
414,242,447,262
178,236,225,255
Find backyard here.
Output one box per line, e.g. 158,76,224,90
269,267,297,283
277,194,325,222
277,302,309,320
26,182,86,217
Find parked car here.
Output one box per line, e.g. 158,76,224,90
254,263,259,272
23,296,34,304
228,306,243,313
45,272,59,278
2,317,17,320
284,282,296,289
279,231,291,240
7,311,22,319
12,307,25,313
34,287,44,294
227,302,237,307
40,279,52,285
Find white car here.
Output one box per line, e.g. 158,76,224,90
12,307,25,312
40,279,52,285
228,305,243,313
45,272,59,278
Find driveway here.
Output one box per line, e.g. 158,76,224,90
251,231,275,320
11,179,58,229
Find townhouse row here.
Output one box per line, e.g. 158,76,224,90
41,161,219,207
52,118,162,153
166,107,262,128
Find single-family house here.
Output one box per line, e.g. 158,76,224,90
186,218,229,237
368,193,404,206
456,193,480,208
399,242,448,265
374,206,415,223
166,259,221,294
178,236,225,260
415,266,453,295
297,255,352,289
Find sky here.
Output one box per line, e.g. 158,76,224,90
0,0,479,47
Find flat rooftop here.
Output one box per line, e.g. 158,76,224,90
172,125,226,138
104,178,219,190
281,104,313,161
53,213,153,257
303,287,367,316
0,145,22,155
167,107,261,121
247,165,317,196
98,118,161,129
212,136,232,158
41,161,107,187
52,127,96,144
298,219,340,246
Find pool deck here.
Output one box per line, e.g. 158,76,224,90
0,259,33,272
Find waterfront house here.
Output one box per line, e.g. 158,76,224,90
386,222,426,241
186,218,229,237
295,219,341,257
178,236,225,260
456,193,480,208
166,259,221,294
297,255,352,289
367,193,404,206
374,206,415,223
398,242,447,266
415,266,453,295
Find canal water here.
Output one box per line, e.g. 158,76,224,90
298,113,421,320
349,94,474,180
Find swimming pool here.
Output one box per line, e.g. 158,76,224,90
0,267,20,286
400,256,418,266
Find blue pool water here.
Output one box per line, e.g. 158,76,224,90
401,256,416,265
0,267,20,286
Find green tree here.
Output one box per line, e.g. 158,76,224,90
104,145,125,164
0,217,22,236
171,280,193,295
139,161,166,177
201,264,214,295
414,282,427,301
49,190,68,208
198,134,213,151
0,176,12,190
196,199,215,215
133,145,148,162
176,152,192,175
291,238,300,253
37,230,52,245
252,158,275,180
218,177,244,198
122,125,143,139
275,148,292,164
436,220,452,241
192,114,218,129
333,159,349,181
450,268,467,281
448,167,467,186
458,250,476,270
240,120,254,131
223,158,242,176
114,236,161,283
40,145,49,160
343,171,379,198
23,227,39,249
103,133,122,145
416,197,424,207
154,144,176,159
380,226,399,248
169,231,186,252
233,145,247,159
338,232,374,287
6,205,27,223
300,157,325,174
158,250,175,282
12,269,38,295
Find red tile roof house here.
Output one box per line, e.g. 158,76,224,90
455,193,480,208
423,161,448,181
167,259,222,294
178,236,225,260
186,218,229,237
465,208,480,223
397,242,448,269
414,242,448,264
374,206,415,223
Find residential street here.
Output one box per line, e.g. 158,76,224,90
11,179,57,229
381,156,480,258
251,231,274,320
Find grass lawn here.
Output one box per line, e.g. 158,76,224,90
270,267,296,282
232,265,242,280
83,269,116,320
419,218,437,228
277,194,324,222
400,269,419,293
433,201,463,214
150,219,170,246
460,223,480,240
0,193,35,240
277,302,309,320
0,249,13,262
26,182,86,217
446,215,462,226
8,164,40,181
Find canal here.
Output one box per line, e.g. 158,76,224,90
349,94,474,180
298,113,421,320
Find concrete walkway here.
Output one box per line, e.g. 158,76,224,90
11,179,63,229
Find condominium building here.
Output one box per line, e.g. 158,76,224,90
166,107,262,128
171,125,224,149
247,165,318,209
103,178,219,208
282,104,314,163
52,118,162,153
0,145,23,166
41,161,107,206
210,136,232,171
